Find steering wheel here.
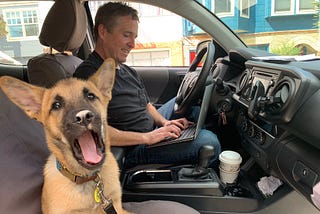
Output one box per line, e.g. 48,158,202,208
174,40,216,115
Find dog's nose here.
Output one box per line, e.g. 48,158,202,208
75,110,94,126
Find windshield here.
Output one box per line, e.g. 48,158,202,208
200,0,319,56
0,0,318,67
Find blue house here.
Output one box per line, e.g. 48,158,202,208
184,0,319,54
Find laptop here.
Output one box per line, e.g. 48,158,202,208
147,83,213,148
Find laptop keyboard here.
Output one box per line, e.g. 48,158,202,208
148,123,197,148
179,123,197,139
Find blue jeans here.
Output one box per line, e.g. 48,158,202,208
124,98,221,169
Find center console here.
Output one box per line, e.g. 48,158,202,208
121,145,266,213
124,167,223,196
123,145,223,196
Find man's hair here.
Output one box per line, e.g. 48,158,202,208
93,2,139,42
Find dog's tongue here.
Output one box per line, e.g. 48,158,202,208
78,131,102,164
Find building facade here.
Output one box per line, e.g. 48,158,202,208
185,0,319,54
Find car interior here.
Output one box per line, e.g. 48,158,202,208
0,0,320,214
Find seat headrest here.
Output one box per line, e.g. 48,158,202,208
39,0,87,52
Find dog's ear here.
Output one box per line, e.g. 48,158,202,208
0,76,45,120
89,58,116,100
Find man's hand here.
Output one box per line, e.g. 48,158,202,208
143,125,180,145
144,118,194,145
163,118,193,130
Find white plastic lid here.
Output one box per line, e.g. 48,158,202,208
219,150,242,164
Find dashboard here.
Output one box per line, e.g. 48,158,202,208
233,60,319,124
211,49,320,206
229,59,319,163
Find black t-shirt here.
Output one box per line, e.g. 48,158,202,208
74,51,154,133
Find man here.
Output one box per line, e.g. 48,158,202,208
74,2,221,169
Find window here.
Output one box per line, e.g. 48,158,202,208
0,1,53,65
297,0,314,14
126,50,170,66
213,0,234,17
240,0,250,18
89,1,188,66
275,0,291,12
272,0,294,15
4,8,39,40
272,0,315,16
130,3,172,16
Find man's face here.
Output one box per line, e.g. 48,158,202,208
100,15,138,63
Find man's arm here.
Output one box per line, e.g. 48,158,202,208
108,125,148,146
146,102,168,127
108,103,193,146
108,125,182,146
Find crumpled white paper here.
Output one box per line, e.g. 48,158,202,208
257,175,282,197
311,181,320,209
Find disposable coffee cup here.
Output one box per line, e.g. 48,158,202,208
219,166,239,184
219,150,242,172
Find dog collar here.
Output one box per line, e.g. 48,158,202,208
56,159,98,184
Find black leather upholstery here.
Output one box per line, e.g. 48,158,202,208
27,0,126,166
111,146,126,169
0,1,86,213
27,0,87,88
28,53,83,88
0,89,49,214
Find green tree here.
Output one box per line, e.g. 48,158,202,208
0,15,7,38
314,0,320,28
270,42,301,56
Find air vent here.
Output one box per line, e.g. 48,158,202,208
237,71,249,93
268,77,295,114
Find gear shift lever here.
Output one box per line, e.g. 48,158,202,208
198,145,215,169
179,145,215,179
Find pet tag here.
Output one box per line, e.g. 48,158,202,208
94,187,101,203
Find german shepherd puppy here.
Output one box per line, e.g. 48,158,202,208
0,59,131,214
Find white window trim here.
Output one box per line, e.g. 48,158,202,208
212,0,235,18
296,0,315,14
130,48,171,54
127,48,171,66
3,7,39,41
240,0,250,18
271,0,294,16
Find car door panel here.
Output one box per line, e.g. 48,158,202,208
0,64,28,81
134,66,188,108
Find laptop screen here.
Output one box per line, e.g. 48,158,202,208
193,82,214,138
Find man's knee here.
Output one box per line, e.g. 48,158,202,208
196,129,221,161
198,129,220,145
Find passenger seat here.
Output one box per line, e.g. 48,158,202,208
28,0,126,169
27,0,87,88
0,1,86,212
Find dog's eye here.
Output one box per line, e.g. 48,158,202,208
87,92,96,101
52,102,62,110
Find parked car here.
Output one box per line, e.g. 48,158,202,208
0,0,320,214
0,50,21,65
